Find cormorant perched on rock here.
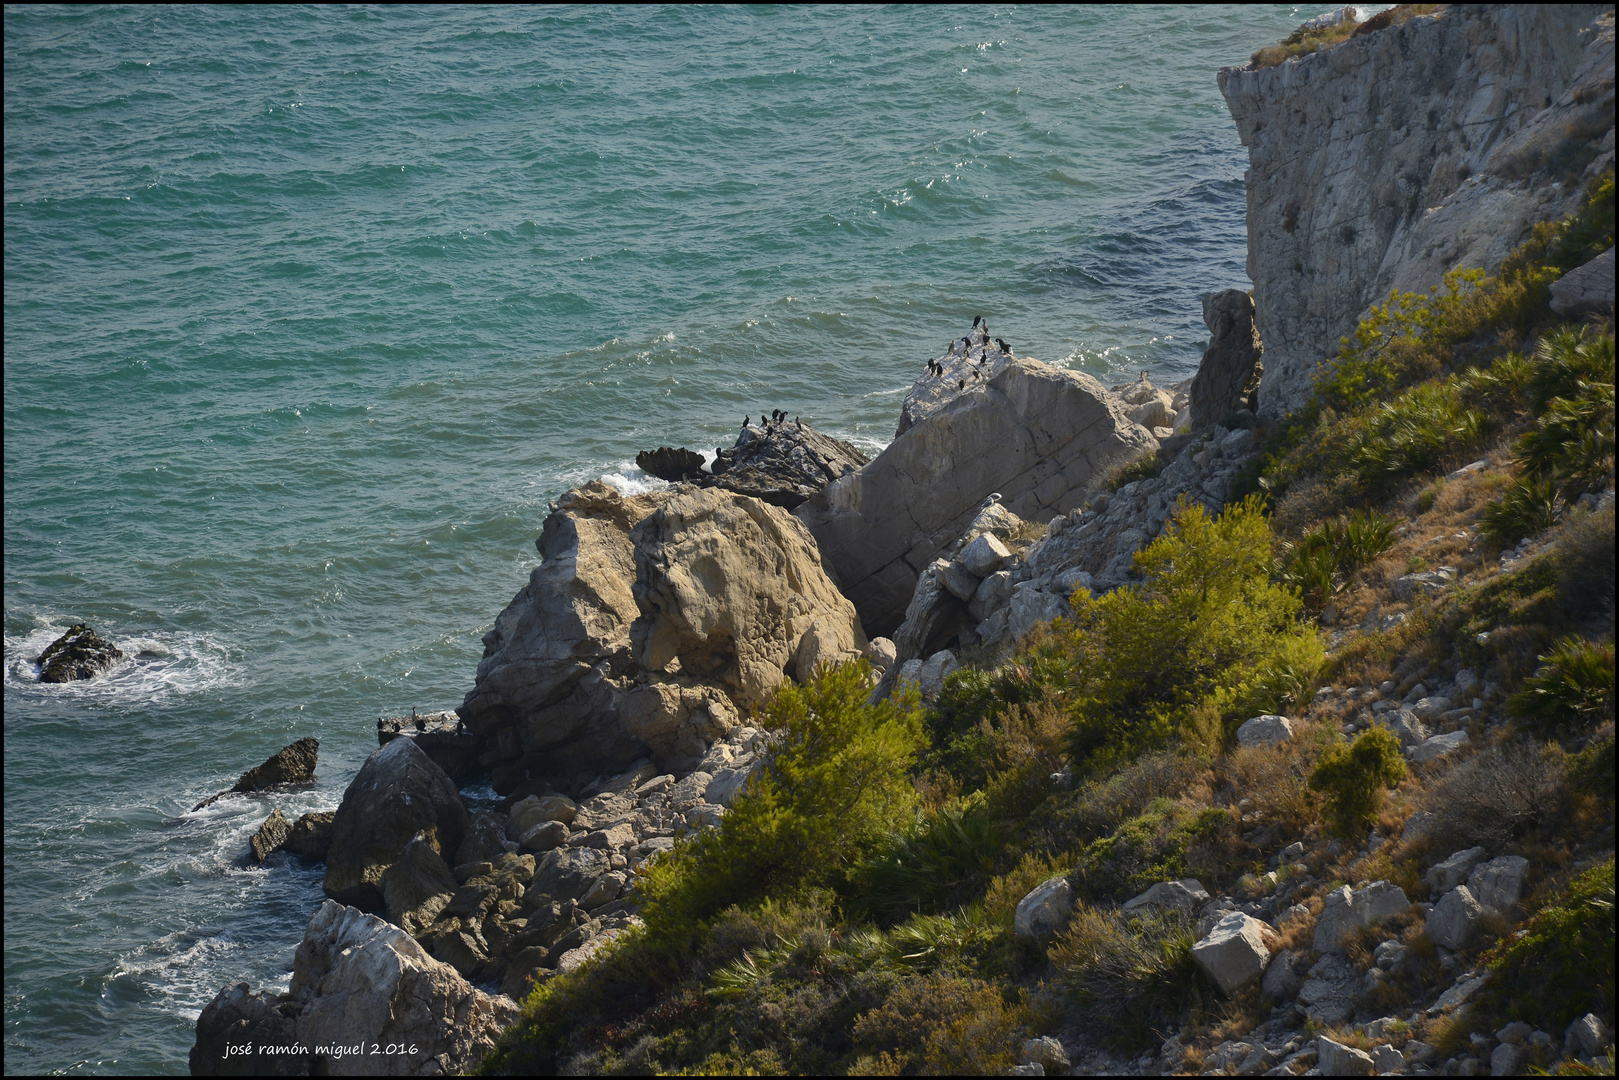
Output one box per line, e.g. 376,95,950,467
958,379,965,390
743,416,750,428
996,337,1010,353
795,417,802,429
972,315,981,328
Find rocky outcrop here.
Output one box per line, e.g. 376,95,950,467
250,810,293,864
635,446,704,482
460,479,861,788
193,739,321,812
1550,245,1616,315
283,812,335,863
377,711,481,783
1221,5,1614,417
797,335,1158,635
1189,290,1262,427
323,738,469,912
704,421,868,509
34,623,122,683
191,900,518,1076
884,423,1259,663
896,325,1016,436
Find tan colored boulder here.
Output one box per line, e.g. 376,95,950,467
631,486,865,707
797,356,1156,633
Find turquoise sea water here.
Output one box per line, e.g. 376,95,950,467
4,6,1343,1073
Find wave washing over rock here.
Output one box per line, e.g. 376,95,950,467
191,5,1617,1075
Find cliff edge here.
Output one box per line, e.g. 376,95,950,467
1221,4,1614,417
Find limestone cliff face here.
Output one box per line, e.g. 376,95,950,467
1221,5,1614,418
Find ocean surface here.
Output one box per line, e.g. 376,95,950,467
3,5,1352,1073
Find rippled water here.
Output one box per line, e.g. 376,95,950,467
4,6,1339,1073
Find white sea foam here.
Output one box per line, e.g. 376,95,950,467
3,616,239,704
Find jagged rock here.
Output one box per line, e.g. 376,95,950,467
1192,911,1275,994
1121,878,1210,919
1566,1013,1612,1058
1021,1036,1071,1074
1410,729,1471,764
1549,246,1616,315
193,738,322,811
1262,948,1306,1000
1221,5,1613,417
864,637,897,672
580,870,627,909
636,446,704,483
455,810,511,867
518,820,568,853
1190,290,1263,427
1467,855,1529,912
461,480,858,786
250,809,293,864
1314,881,1410,952
936,559,981,602
1378,709,1430,748
961,533,1012,577
1014,876,1073,939
190,982,306,1076
631,485,865,706
34,622,123,683
1317,1036,1376,1077
916,649,958,702
1410,696,1454,722
1298,953,1360,1024
1236,714,1295,748
511,794,578,834
798,346,1156,634
1491,1043,1525,1076
532,847,613,901
382,837,459,937
1373,1044,1406,1073
1396,569,1456,602
193,901,517,1076
283,812,335,863
704,421,868,510
1427,884,1485,949
323,738,469,912
377,711,482,782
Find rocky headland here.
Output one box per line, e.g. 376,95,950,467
192,6,1616,1076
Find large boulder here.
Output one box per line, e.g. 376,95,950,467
704,421,869,510
1220,5,1613,418
1317,1036,1376,1077
1549,246,1615,315
1192,912,1275,995
1189,290,1263,427
382,837,459,937
1122,878,1210,920
1467,855,1530,913
34,622,123,683
1426,884,1485,950
1314,881,1410,952
797,350,1157,634
636,446,705,482
323,738,469,912
283,812,336,863
193,902,518,1076
630,486,865,708
460,480,861,785
1014,876,1073,939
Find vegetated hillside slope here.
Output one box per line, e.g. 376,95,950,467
479,174,1614,1080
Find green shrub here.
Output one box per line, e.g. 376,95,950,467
1309,727,1406,839
1281,509,1399,607
1049,903,1205,1051
849,974,1028,1076
1071,798,1238,901
1506,637,1616,736
851,796,1005,923
1057,497,1322,773
1526,325,1616,414
1568,731,1615,814
1515,379,1615,500
638,661,926,946
1346,380,1488,491
1105,452,1163,493
1477,857,1615,1038
1481,477,1569,548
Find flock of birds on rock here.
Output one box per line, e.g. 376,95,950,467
740,318,1013,432
742,408,802,431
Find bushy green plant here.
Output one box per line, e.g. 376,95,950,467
1515,379,1616,500
1477,857,1615,1038
638,661,925,945
851,796,1005,923
1309,727,1407,838
1055,497,1322,772
849,973,1028,1076
1506,637,1616,736
1106,451,1163,492
1525,326,1616,416
1049,903,1205,1051
1346,381,1488,491
1281,509,1399,607
1481,476,1569,548
1071,798,1238,901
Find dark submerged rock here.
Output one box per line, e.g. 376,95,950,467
35,623,123,683
192,738,320,812
635,446,705,482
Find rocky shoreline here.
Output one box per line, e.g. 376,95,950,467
188,5,1616,1076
